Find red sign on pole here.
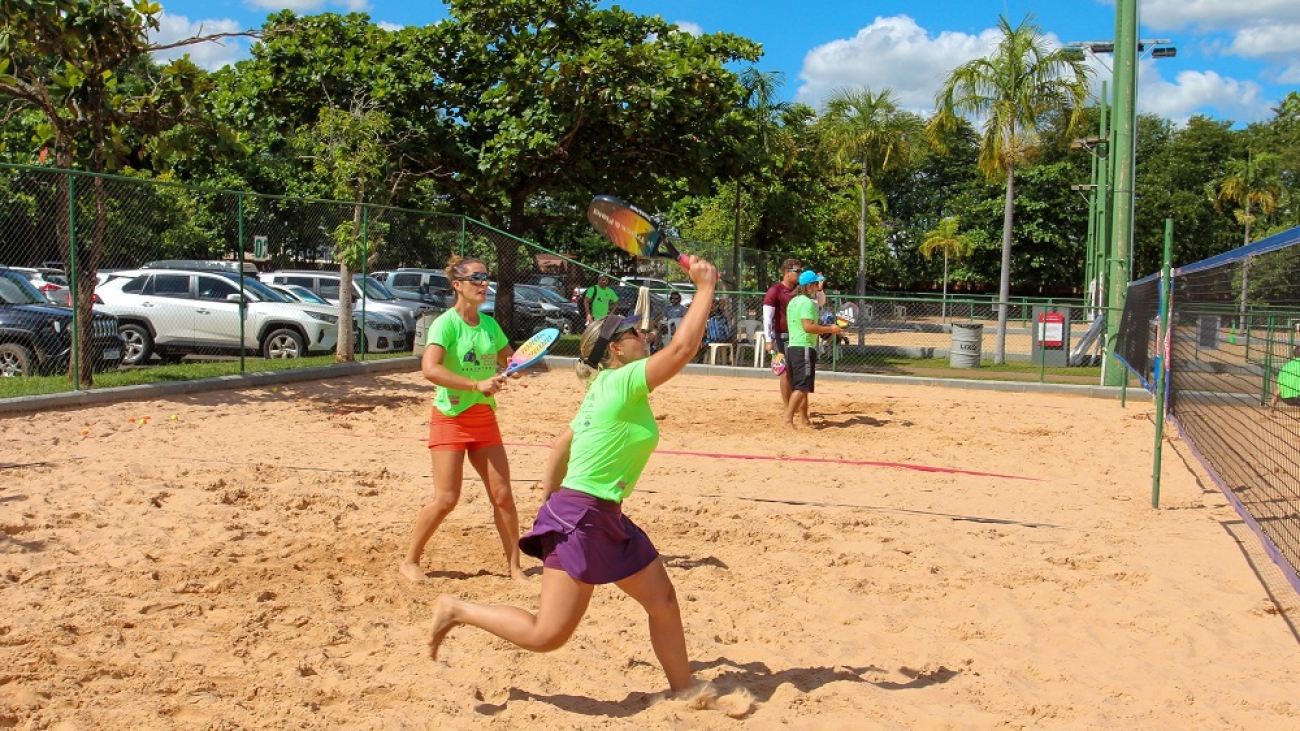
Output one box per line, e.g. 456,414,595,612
1038,312,1065,347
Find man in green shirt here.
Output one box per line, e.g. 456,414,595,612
1271,345,1300,409
583,274,619,324
784,270,841,429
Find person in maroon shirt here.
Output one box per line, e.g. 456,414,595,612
763,258,802,408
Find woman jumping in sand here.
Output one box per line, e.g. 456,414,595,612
427,256,718,696
400,255,525,583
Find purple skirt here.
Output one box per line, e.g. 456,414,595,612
519,489,659,585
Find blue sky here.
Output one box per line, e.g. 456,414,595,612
152,0,1298,126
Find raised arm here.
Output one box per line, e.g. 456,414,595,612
644,257,718,391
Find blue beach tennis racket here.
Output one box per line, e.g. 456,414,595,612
503,328,560,375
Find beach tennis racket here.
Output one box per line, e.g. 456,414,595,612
503,328,560,376
587,195,692,273
770,351,787,376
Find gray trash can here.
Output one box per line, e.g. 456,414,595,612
950,323,983,368
412,313,438,356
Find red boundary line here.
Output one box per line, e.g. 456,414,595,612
309,431,1039,482
503,442,1040,482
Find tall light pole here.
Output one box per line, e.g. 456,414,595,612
1105,0,1139,386
1067,19,1175,385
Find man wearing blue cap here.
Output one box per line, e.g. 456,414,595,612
784,269,842,428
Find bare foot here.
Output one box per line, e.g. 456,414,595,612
399,560,425,583
427,595,462,660
799,418,813,428
782,420,796,430
509,565,527,582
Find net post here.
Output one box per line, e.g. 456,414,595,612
1152,218,1173,509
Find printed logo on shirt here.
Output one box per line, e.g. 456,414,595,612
463,351,481,366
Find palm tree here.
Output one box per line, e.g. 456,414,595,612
733,68,793,287
1213,150,1283,327
920,216,973,324
818,87,925,298
929,14,1090,364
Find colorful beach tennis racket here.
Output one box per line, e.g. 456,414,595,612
770,351,787,376
503,328,560,376
835,317,851,329
587,195,692,273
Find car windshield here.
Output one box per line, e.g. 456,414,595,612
218,273,290,302
354,276,394,299
285,285,329,304
523,285,569,304
0,271,48,305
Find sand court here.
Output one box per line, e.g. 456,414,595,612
3,366,1300,729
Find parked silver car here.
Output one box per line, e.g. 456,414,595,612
268,283,407,353
258,271,433,342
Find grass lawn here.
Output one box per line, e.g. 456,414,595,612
0,353,413,400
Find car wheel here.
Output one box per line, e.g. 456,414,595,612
0,343,35,377
119,324,154,366
262,328,305,359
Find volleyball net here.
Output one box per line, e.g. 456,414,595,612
1115,225,1300,594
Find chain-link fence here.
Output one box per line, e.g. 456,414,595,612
2,163,1107,395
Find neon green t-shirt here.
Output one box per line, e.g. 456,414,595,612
563,359,659,503
426,309,508,417
786,294,818,348
1279,358,1300,399
585,285,619,319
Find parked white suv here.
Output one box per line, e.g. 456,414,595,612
97,269,342,365
258,270,432,342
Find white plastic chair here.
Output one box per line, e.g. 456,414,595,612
707,340,733,365
736,319,767,368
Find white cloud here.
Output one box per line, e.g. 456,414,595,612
377,21,403,32
1226,23,1300,59
796,16,1052,113
673,20,703,37
1142,0,1300,32
150,13,248,70
245,0,371,11
1136,61,1270,124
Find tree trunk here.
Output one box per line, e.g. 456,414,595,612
941,251,949,325
732,180,742,289
994,166,1015,365
1238,210,1251,331
335,201,360,362
857,165,867,299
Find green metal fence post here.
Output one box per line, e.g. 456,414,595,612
237,195,246,374
1264,315,1276,405
68,172,81,390
1152,219,1173,509
360,204,369,359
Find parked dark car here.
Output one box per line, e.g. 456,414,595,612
516,284,584,334
525,273,570,299
0,268,122,376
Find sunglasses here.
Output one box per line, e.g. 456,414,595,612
455,272,490,283
786,267,802,273
615,327,644,342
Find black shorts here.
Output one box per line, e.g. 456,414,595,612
1282,396,1300,407
787,345,817,393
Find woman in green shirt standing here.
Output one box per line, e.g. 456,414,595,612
784,270,842,429
426,256,718,697
400,255,525,583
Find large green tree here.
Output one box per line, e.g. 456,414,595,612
929,14,1090,363
0,0,237,383
817,87,925,298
